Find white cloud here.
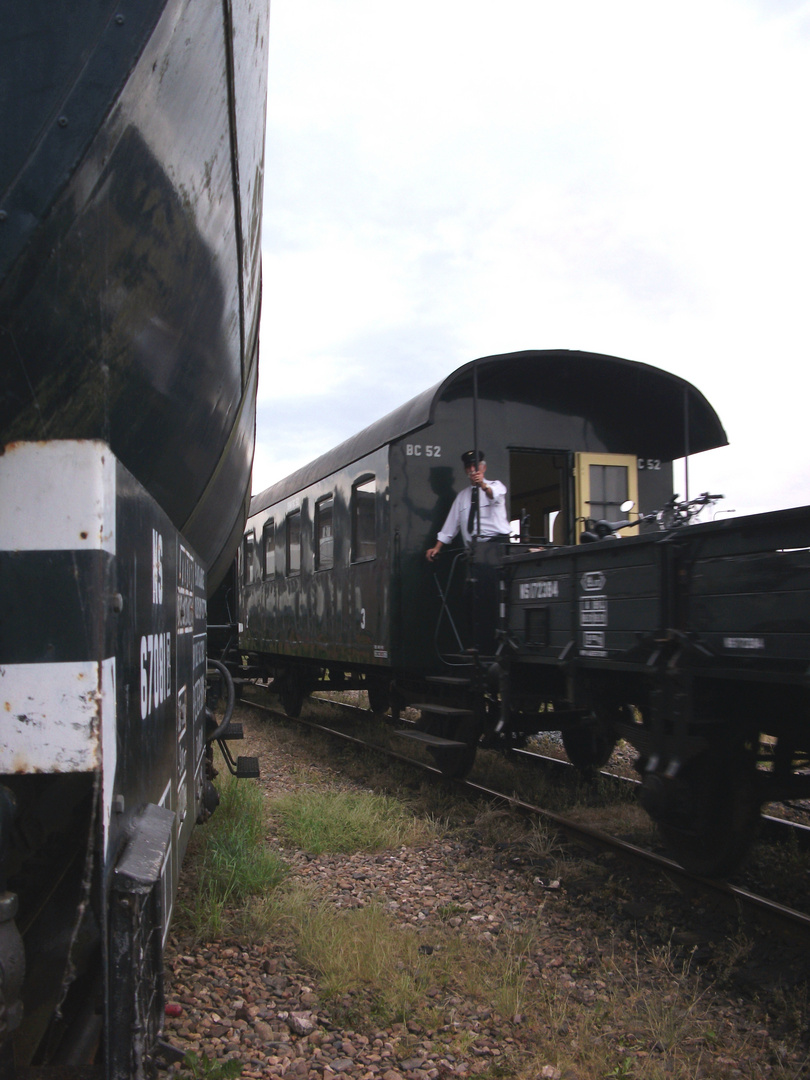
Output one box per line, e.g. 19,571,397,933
255,0,810,515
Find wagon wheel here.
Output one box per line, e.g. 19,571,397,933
431,741,478,780
280,672,305,718
424,716,479,779
561,719,617,774
389,688,404,724
367,681,391,716
654,749,760,878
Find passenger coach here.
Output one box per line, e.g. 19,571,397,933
238,350,726,716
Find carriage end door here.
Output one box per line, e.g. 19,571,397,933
574,453,639,542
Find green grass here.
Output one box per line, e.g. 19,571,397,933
173,723,810,1080
181,1050,243,1080
280,889,433,1020
180,774,287,941
270,788,435,853
266,883,542,1033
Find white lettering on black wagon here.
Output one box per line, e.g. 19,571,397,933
405,443,442,457
140,631,172,720
581,570,606,592
579,596,608,627
519,579,559,600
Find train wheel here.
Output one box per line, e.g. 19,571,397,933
280,674,304,718
389,689,404,723
423,715,478,779
367,681,391,716
655,749,760,878
561,721,617,774
431,742,477,779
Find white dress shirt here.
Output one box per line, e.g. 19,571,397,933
437,480,510,547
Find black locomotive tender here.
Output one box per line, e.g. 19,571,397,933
1,0,268,1075
237,349,810,878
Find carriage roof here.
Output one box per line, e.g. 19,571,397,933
250,349,727,514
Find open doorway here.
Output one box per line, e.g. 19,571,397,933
508,450,569,544
509,450,640,544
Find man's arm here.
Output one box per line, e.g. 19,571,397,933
426,492,462,561
426,539,444,562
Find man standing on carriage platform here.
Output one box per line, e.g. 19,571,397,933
425,450,510,654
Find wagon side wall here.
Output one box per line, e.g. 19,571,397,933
241,445,393,668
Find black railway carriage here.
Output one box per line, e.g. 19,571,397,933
1,442,213,1077
239,349,810,876
239,348,727,712
503,504,810,875
1,0,268,592
1,0,269,1074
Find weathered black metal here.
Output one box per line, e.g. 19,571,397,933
1,0,268,1073
109,804,176,1080
1,443,212,1075
0,0,268,591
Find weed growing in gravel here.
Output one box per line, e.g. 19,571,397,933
469,803,528,846
438,902,465,920
489,928,535,1020
180,774,287,942
771,982,810,1040
270,789,434,853
266,883,545,1038
181,1049,242,1080
267,885,439,1024
509,935,771,1080
175,715,810,1080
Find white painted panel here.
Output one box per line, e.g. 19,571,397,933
101,657,118,855
0,440,116,554
0,659,113,773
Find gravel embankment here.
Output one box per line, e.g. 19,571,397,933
161,707,810,1079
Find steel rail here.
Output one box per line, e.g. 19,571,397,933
241,694,810,942
511,748,810,847
309,697,810,849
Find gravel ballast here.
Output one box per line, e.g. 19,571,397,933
160,707,810,1079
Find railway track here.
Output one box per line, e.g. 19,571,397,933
240,690,810,944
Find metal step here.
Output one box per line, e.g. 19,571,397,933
410,703,475,719
236,756,260,779
220,722,244,740
425,675,473,687
395,729,469,750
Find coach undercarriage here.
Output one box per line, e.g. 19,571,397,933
243,637,810,880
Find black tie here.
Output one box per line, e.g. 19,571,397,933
467,486,479,535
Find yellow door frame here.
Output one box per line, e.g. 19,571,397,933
574,453,639,541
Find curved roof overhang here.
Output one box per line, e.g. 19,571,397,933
250,350,727,515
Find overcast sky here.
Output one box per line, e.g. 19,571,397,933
254,0,810,519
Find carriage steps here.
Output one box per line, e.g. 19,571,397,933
234,756,261,778
216,721,261,778
394,729,470,750
425,674,473,689
396,702,476,750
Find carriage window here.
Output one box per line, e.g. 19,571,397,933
574,453,637,541
286,510,301,576
587,464,629,521
243,530,257,585
315,496,334,570
352,476,376,562
263,519,275,578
